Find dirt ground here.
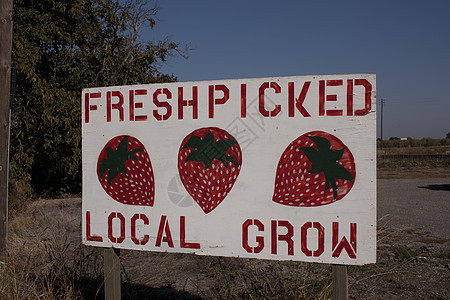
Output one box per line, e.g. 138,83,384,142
377,166,450,179
3,167,450,299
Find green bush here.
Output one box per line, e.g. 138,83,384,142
10,0,185,200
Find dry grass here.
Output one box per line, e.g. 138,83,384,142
1,197,448,299
0,198,104,299
377,167,450,179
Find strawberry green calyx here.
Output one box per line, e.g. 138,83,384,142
299,135,354,200
99,136,144,186
182,130,239,169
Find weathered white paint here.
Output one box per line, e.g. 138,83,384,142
82,74,376,265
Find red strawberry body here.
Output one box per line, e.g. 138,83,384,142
97,135,155,206
273,131,355,207
178,127,242,214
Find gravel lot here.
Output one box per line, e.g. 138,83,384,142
378,177,450,239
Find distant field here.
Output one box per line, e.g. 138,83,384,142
377,138,449,150
378,145,450,155
377,143,450,177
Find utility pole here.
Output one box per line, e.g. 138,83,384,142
380,98,384,150
0,0,13,264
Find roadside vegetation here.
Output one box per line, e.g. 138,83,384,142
1,198,448,299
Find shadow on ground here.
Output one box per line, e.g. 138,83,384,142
122,284,203,300
419,184,450,191
78,280,203,300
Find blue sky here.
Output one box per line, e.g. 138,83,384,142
144,0,450,139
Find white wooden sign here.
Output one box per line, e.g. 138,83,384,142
82,74,376,265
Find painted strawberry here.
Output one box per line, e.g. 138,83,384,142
273,131,355,207
97,135,155,206
178,127,242,214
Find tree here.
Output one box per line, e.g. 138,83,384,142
10,0,187,199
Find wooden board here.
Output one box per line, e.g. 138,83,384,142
82,74,376,265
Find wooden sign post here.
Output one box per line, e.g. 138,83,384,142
0,0,13,265
104,248,121,300
333,264,349,299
